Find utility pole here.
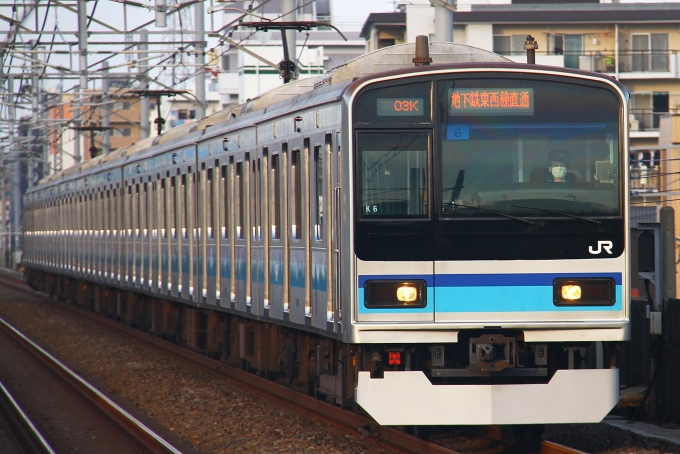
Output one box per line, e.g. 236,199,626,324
282,0,297,72
31,50,41,188
138,31,150,140
0,167,5,268
194,1,206,120
432,0,455,43
74,0,89,163
102,62,111,154
2,76,18,266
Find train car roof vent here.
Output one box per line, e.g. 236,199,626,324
412,35,433,67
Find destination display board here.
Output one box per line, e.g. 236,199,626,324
448,88,534,116
377,98,425,117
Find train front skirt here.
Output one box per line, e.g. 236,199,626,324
356,368,618,425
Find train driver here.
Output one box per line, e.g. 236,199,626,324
530,149,576,186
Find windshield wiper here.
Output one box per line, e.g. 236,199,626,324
511,204,601,224
446,202,536,225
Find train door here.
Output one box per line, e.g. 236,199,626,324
250,151,265,316
134,182,143,289
234,156,249,312
124,185,133,285
86,193,93,276
116,184,122,282
310,134,330,330
288,138,308,325
103,190,109,280
202,159,220,306
179,172,189,299
150,177,159,294
169,172,180,297
159,176,169,295
331,131,341,331
143,180,151,291
181,168,195,301
268,148,285,319
354,130,435,323
219,158,233,307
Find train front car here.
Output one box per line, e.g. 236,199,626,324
348,65,629,426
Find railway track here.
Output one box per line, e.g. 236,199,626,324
0,270,587,454
0,378,55,453
0,281,184,453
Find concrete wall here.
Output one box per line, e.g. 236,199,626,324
465,23,494,51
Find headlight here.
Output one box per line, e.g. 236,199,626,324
561,285,582,301
364,280,427,308
554,278,615,306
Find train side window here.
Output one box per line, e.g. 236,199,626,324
181,174,189,240
220,164,229,239
292,149,302,240
252,157,261,241
356,131,430,218
271,154,281,239
236,162,244,240
207,168,214,239
105,190,110,232
134,184,140,236
170,176,177,239
313,145,323,241
142,182,148,235
85,194,90,232
80,195,84,233
160,179,166,239
127,186,132,235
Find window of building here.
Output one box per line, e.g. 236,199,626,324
378,38,395,49
632,33,669,72
564,35,583,69
113,128,131,137
178,109,196,120
492,35,526,55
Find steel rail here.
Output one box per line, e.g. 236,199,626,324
0,314,183,454
0,379,56,454
540,440,589,454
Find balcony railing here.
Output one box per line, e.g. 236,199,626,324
630,162,661,194
629,109,680,131
502,50,677,74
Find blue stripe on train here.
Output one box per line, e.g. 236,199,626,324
357,273,622,313
435,285,622,312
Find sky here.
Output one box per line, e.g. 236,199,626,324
331,0,397,30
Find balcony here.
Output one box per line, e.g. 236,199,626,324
630,162,661,195
503,51,677,77
629,109,680,132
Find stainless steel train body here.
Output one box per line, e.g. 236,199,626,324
23,42,630,426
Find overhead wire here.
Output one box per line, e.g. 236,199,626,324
168,0,317,89
5,0,313,165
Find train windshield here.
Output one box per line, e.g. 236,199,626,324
438,78,621,219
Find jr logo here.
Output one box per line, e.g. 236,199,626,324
589,241,613,255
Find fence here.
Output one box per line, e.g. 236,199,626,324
620,298,680,423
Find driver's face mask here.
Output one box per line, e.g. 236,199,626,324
551,166,567,179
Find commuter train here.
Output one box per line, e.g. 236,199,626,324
23,38,629,427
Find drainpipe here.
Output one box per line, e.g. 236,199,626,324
615,24,619,79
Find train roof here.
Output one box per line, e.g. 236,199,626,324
34,42,509,190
